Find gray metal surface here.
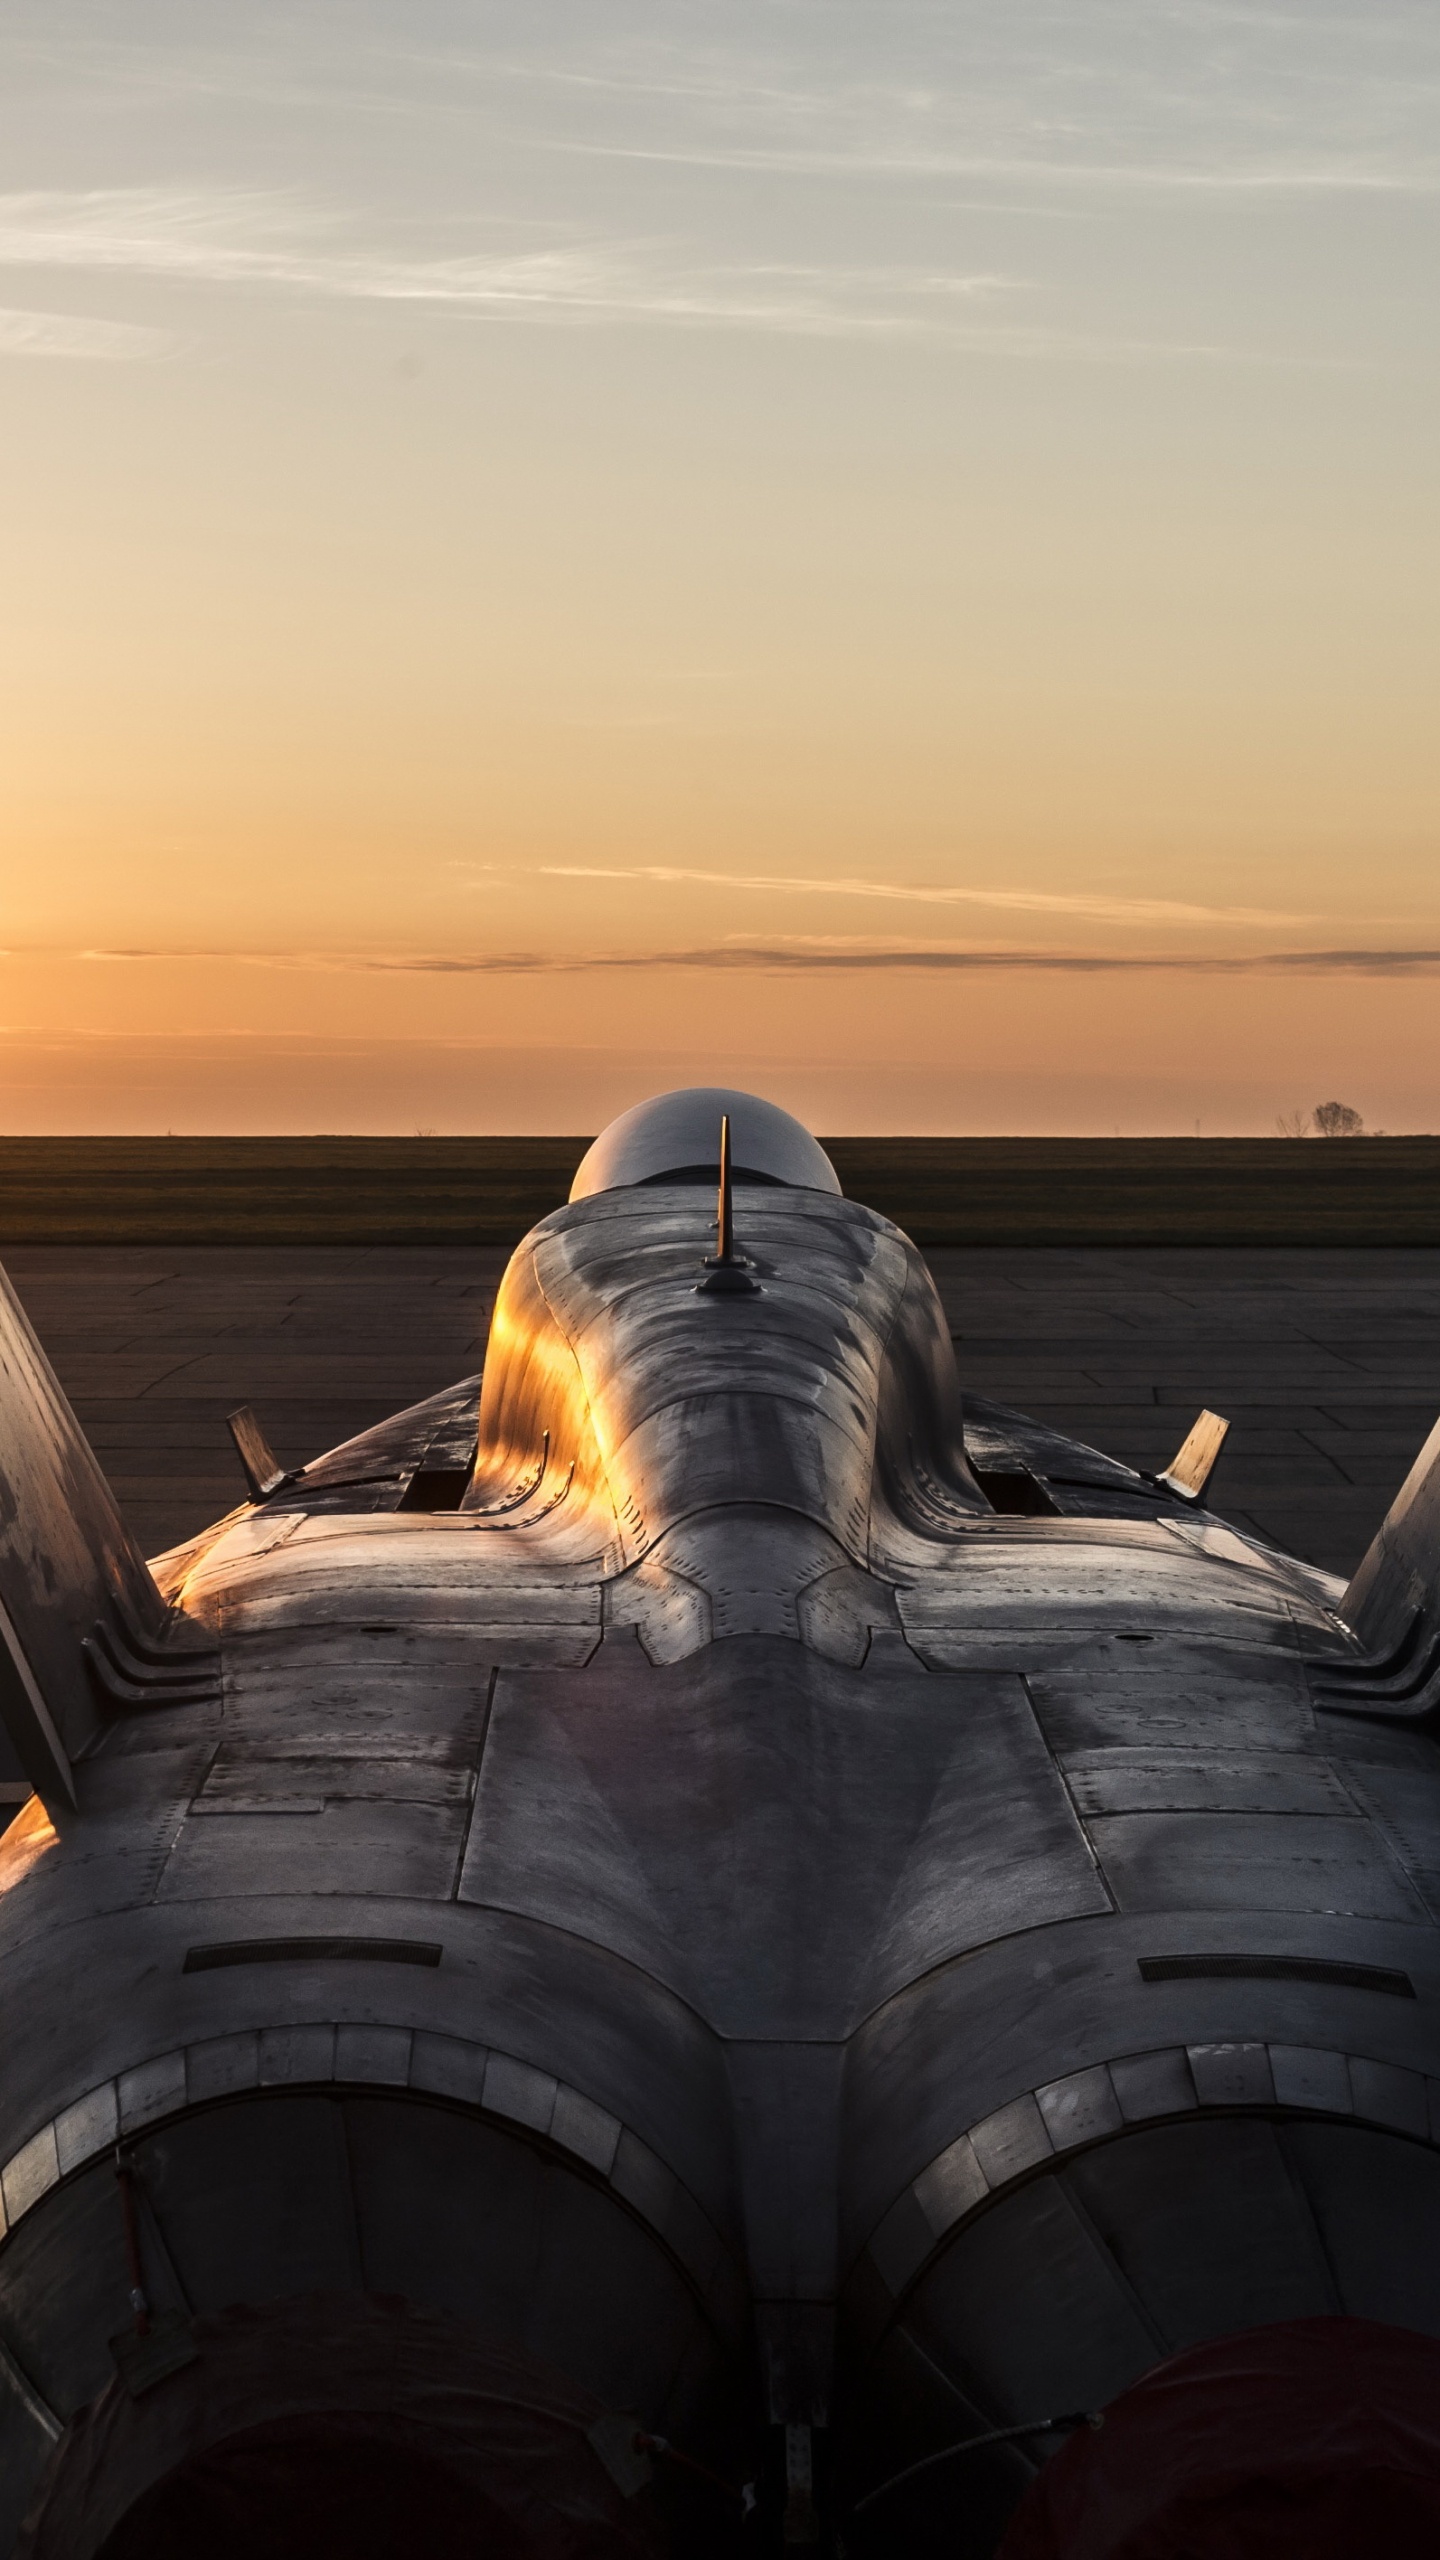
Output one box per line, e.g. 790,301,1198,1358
1,1103,1440,2553
0,1264,163,1806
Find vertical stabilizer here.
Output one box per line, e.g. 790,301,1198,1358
0,1258,162,1808
1156,1409,1230,1504
1342,1413,1440,1659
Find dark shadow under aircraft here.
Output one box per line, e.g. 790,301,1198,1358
2,1089,1440,2557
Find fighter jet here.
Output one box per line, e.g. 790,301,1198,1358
1,1087,1439,2559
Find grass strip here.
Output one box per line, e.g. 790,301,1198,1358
1,1136,1438,1248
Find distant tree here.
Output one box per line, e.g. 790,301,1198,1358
1275,1107,1312,1137
1313,1101,1365,1138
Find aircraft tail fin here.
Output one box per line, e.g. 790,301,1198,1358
1156,1409,1230,1504
0,1257,164,1810
226,1404,290,1501
1341,1415,1440,1662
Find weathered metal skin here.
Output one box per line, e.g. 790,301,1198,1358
467,1183,988,1611
0,1266,166,1806
1,1095,1440,2557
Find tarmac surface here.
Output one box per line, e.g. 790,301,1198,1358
6,1243,1440,1579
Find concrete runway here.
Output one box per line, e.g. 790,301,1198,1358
6,1243,1440,1578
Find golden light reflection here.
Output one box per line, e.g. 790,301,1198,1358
472,1248,619,1553
0,1795,60,1892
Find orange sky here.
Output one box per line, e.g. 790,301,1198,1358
2,4,1438,1132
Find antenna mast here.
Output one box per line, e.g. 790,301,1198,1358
697,1114,760,1295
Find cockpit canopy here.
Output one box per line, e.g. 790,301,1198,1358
569,1086,842,1201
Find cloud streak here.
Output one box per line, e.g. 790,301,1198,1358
0,189,1022,340
527,10,1440,201
545,132,1440,199
0,303,166,359
0,188,1345,365
0,187,1381,365
16,11,1440,207
536,863,1312,928
44,943,1440,977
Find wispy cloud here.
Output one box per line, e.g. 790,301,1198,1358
527,11,1440,200
13,11,1440,206
0,189,1373,364
656,944,1440,975
542,132,1440,198
0,188,1021,339
46,943,1440,977
536,863,1311,929
0,303,166,359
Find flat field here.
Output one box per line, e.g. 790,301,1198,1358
1,1136,1439,1246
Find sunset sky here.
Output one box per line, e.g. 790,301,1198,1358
3,1,1438,1132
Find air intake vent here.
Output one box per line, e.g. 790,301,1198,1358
971,1466,1060,1517
184,1937,442,1972
1139,1954,1414,1998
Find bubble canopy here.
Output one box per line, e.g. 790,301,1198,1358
569,1087,842,1201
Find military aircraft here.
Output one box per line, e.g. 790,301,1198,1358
1,1086,1439,2558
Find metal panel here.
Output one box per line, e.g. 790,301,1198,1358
1110,2048,1198,2123
193,1749,475,1810
460,1648,1107,2036
1062,1750,1354,1817
1087,1810,1428,1919
898,1531,1311,1660
1031,1653,1318,1754
0,1258,163,1800
1064,2118,1337,2344
258,2024,336,2086
156,1796,470,1903
839,1903,1440,2270
519,2141,717,2419
1186,2042,1275,2106
727,2043,845,2303
0,1612,73,1818
1347,2055,1427,2135
295,1377,480,1493
0,2349,59,2559
187,2033,262,2103
1286,2120,1440,2331
0,2154,138,2416
141,2096,365,2304
1036,2064,1124,2150
1268,2044,1353,2111
903,2174,1161,2418
551,2084,623,2177
969,2095,1053,2187
602,1509,899,1666
1342,1411,1440,1653
1342,1760,1440,1918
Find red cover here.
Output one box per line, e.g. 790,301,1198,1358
997,2316,1440,2560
